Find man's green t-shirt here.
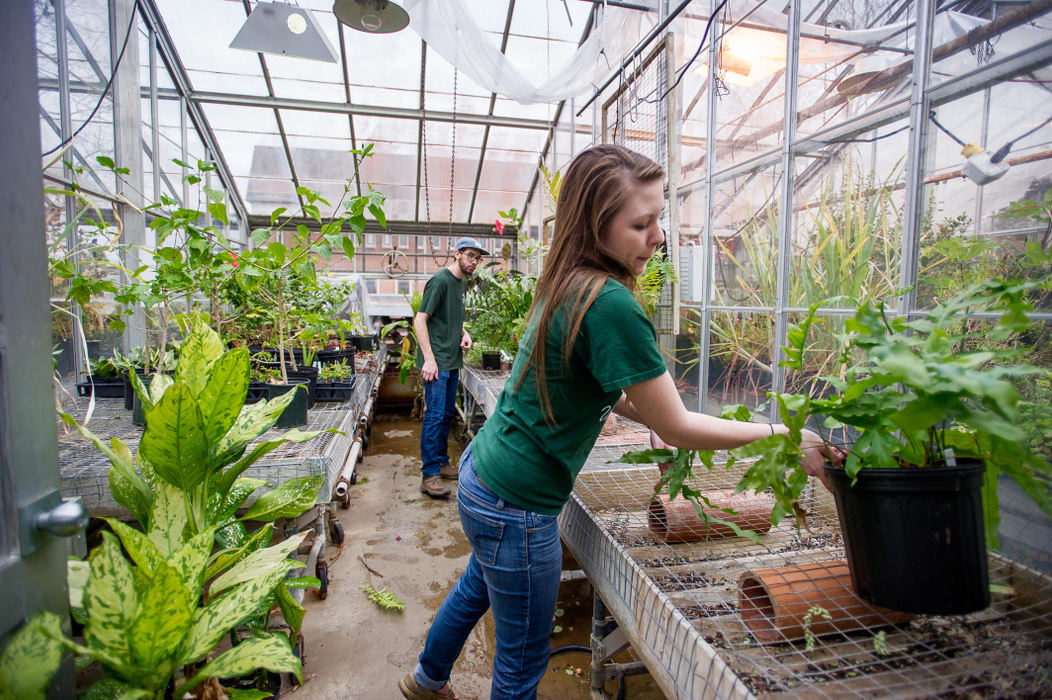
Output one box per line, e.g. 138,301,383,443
416,268,466,372
471,278,666,515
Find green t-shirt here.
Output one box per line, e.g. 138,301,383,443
471,278,666,515
416,268,466,372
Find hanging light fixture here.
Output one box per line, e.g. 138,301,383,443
230,2,338,62
333,0,410,34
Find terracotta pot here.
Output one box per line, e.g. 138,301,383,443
738,560,913,644
648,490,774,543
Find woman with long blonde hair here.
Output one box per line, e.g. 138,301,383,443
399,145,839,700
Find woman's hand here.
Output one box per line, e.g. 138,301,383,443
798,428,844,492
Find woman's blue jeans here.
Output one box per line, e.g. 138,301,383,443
420,369,459,478
413,447,563,699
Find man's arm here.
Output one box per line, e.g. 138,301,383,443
414,311,438,381
461,328,472,350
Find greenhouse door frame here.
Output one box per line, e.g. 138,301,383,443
0,2,76,693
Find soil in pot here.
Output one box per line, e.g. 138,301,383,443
825,461,989,615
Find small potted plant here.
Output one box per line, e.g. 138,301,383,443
745,278,1052,614
76,356,125,398
315,358,356,402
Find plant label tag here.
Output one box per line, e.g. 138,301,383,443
943,448,957,467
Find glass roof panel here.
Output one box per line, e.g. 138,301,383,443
341,21,423,92
156,0,268,95
511,1,593,41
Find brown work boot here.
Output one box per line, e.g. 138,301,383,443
439,463,459,480
420,475,451,498
398,673,458,699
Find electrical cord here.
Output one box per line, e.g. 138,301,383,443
42,0,141,158
990,113,1052,163
928,109,967,147
639,0,729,105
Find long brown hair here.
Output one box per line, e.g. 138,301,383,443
517,145,665,421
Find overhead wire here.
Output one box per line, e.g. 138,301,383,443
42,0,141,158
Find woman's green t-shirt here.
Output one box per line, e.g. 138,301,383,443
471,277,666,515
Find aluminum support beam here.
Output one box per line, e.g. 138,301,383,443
770,0,803,401
137,0,248,225
191,90,552,131
898,0,937,317
113,0,147,352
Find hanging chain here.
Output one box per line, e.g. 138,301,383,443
447,67,458,250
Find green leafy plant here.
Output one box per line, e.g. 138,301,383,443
361,584,406,612
637,248,677,316
465,267,535,360
755,279,1052,541
382,289,424,386
32,317,334,696
802,606,832,651
318,358,354,381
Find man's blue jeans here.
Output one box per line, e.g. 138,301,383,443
420,369,459,478
413,447,563,699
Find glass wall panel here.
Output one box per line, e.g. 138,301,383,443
710,165,782,308
707,309,773,413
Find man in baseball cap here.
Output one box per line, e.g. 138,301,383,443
412,236,488,497
454,236,488,256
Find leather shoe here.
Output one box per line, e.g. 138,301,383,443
439,464,459,480
398,673,458,699
420,475,451,498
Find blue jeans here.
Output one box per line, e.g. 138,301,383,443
414,447,563,699
420,369,459,478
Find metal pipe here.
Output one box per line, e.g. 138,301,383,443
334,436,364,500
292,513,326,604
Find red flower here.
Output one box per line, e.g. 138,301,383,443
495,219,505,235
230,252,239,268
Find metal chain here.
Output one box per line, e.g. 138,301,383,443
447,67,458,250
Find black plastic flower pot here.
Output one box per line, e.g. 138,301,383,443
267,382,309,428
824,460,989,615
315,376,358,402
351,335,376,352
246,382,270,404
76,375,124,398
316,348,356,368
481,352,501,371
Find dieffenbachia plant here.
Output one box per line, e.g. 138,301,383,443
14,317,336,696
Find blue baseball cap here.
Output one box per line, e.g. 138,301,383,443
454,237,488,256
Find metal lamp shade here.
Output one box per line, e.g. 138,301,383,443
333,0,410,34
229,2,338,63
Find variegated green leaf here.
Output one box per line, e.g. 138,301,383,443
178,634,302,695
170,526,218,599
102,518,162,573
211,532,307,595
0,611,65,700
215,520,249,550
211,390,306,466
241,475,323,522
275,581,305,637
205,524,273,582
147,372,174,407
199,349,250,445
57,414,151,528
84,533,137,667
128,370,153,414
68,559,90,609
129,559,193,674
208,477,267,527
181,559,301,663
139,383,209,493
175,321,224,397
147,482,188,557
79,678,151,700
214,428,326,497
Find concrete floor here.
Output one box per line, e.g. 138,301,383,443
289,414,665,700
